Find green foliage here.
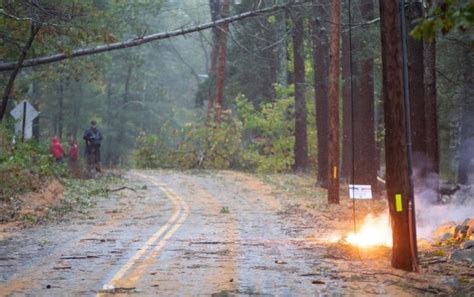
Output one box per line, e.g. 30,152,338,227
134,134,165,168
0,124,65,176
0,166,35,199
236,86,295,173
134,83,319,174
411,0,474,47
0,123,65,200
177,111,243,169
432,249,446,257
18,213,39,226
134,110,243,170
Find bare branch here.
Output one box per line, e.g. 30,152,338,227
0,23,41,122
0,1,310,72
0,9,32,21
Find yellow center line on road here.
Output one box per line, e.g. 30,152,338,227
120,192,190,287
97,173,189,295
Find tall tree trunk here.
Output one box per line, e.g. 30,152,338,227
209,0,229,122
457,50,474,185
208,0,220,118
104,73,114,166
312,0,329,187
406,1,427,181
341,3,352,181
292,10,308,172
214,2,229,122
0,24,40,122
116,64,133,165
352,0,377,193
379,0,418,271
32,79,40,141
423,0,439,196
58,77,64,139
276,0,288,86
71,81,82,140
327,0,341,203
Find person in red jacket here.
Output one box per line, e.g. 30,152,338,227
68,135,80,176
68,136,78,162
50,136,64,162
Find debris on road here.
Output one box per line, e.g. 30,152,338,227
53,266,72,270
106,186,137,193
99,284,138,294
59,255,100,260
312,280,326,285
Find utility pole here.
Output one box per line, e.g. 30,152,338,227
379,0,418,271
327,0,341,204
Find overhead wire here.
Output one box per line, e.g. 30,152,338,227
398,0,420,273
347,0,362,261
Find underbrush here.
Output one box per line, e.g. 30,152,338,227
0,124,65,200
134,85,316,173
135,110,242,170
2,176,122,227
1,123,121,226
258,173,387,223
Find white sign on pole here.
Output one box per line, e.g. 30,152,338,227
349,184,373,199
10,100,39,140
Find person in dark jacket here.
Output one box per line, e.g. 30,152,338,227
83,120,103,172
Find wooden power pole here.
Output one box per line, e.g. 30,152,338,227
327,0,341,204
379,0,418,271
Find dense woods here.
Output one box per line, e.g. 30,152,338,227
0,0,473,272
0,0,471,179
1,0,473,178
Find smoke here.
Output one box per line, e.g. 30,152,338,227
416,189,474,239
413,153,474,240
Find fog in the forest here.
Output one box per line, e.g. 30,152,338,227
1,0,473,199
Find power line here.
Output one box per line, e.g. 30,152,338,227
398,0,419,273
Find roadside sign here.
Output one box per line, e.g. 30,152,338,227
10,100,39,140
349,184,373,199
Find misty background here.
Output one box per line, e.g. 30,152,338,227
1,0,473,230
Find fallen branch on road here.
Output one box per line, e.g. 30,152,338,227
106,186,137,193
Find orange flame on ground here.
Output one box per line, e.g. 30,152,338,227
345,213,393,248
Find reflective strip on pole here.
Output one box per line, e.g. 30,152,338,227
395,194,403,212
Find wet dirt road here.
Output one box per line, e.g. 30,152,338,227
1,170,351,296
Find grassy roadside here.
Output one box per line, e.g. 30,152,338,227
1,175,123,228
256,173,387,221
